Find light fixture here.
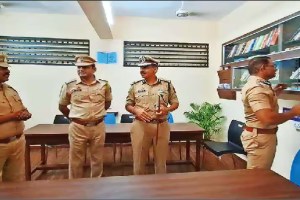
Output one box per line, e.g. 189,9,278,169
0,3,5,9
102,1,113,26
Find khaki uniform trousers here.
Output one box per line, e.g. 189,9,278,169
241,129,277,169
131,120,170,175
0,134,25,182
68,122,105,179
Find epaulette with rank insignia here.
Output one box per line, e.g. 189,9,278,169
131,80,143,85
159,79,171,83
6,84,18,93
98,79,108,83
65,79,76,85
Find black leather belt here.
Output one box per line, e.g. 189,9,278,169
71,118,104,127
0,134,22,144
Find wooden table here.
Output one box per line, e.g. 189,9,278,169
1,169,300,199
24,123,204,180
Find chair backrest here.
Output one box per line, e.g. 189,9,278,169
228,120,245,149
104,113,116,124
291,149,300,186
120,114,134,123
167,113,174,124
53,115,70,124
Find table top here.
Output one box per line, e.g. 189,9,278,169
24,122,204,136
1,169,299,199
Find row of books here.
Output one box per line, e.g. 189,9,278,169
227,28,279,58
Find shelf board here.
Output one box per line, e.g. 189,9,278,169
284,40,300,47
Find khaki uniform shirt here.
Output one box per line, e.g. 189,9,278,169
126,78,179,120
241,75,278,129
59,77,112,120
0,84,26,139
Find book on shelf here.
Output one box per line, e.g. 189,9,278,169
260,33,270,49
270,28,279,46
253,35,264,51
226,27,280,58
266,28,277,47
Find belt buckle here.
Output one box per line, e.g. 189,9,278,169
86,122,95,127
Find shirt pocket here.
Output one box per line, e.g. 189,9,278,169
71,92,85,102
90,91,105,103
135,92,148,104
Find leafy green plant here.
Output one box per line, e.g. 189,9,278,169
184,102,225,140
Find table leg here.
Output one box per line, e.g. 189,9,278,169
186,140,190,160
195,138,200,171
41,144,46,165
25,143,31,181
41,144,47,174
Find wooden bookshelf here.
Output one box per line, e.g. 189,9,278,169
218,11,300,100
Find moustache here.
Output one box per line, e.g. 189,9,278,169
5,73,10,76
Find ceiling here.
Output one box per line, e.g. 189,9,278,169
0,1,245,20
111,1,245,20
0,1,246,39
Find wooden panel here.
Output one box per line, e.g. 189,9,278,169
217,89,236,100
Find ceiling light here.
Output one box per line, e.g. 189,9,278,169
102,1,113,26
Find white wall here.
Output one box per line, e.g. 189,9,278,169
217,1,300,179
0,12,219,128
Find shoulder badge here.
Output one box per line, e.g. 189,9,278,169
6,84,18,93
159,78,171,83
65,79,76,85
131,79,143,86
98,79,108,83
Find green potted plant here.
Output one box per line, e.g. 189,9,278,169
184,102,225,140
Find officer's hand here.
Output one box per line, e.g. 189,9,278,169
291,105,300,116
134,107,152,122
18,109,32,121
156,105,169,117
11,110,25,121
273,83,287,95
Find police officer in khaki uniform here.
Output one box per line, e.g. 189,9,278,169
241,55,300,169
125,55,179,175
0,54,32,182
59,55,112,179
